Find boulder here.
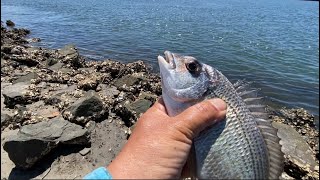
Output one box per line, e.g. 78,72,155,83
58,44,83,67
3,117,89,169
63,90,105,124
6,20,15,27
2,82,34,107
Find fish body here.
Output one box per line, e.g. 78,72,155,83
158,51,283,179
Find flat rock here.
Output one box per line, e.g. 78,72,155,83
48,62,64,71
12,72,38,84
2,82,31,107
3,117,89,169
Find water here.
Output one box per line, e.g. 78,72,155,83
1,0,319,120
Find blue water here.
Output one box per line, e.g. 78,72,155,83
1,0,319,119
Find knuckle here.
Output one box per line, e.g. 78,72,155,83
194,100,215,114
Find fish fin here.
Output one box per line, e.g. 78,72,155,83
181,142,198,180
238,82,284,179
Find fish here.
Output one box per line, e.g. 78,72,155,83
158,51,284,179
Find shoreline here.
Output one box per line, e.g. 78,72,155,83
1,20,318,179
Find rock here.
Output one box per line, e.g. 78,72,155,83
46,58,59,67
63,90,105,124
96,85,120,98
2,82,35,107
44,84,78,104
1,113,11,130
273,122,318,179
79,147,91,156
3,117,89,169
273,108,319,156
10,45,25,55
125,98,152,117
6,20,15,27
58,44,83,67
113,74,140,91
10,56,39,66
115,97,152,127
3,136,57,169
1,45,12,54
78,73,100,91
28,38,41,43
12,72,38,84
25,103,60,124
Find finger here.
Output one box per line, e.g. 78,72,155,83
146,97,167,114
175,98,227,138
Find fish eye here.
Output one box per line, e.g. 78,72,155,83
186,61,201,74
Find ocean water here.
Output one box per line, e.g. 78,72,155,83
1,0,319,120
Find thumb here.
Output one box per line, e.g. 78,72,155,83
174,98,227,138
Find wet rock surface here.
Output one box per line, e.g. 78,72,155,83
1,20,318,179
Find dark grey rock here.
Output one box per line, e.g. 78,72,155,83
6,20,15,27
12,72,38,84
125,98,152,116
58,44,83,67
46,58,59,67
3,137,57,169
10,56,39,66
63,91,105,124
1,45,12,54
1,113,11,130
3,117,89,169
113,74,140,90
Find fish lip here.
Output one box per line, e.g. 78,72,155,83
158,51,176,69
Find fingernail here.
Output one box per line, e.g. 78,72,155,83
209,98,227,111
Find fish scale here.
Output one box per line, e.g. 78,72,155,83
158,51,283,179
196,78,269,179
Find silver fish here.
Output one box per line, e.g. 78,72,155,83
158,51,283,179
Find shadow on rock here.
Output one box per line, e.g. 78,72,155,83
8,144,87,180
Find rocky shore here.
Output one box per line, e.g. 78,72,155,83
1,20,318,179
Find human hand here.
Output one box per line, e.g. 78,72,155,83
107,98,227,179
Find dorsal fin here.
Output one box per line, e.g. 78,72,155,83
234,80,284,179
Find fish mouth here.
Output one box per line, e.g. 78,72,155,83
158,51,176,69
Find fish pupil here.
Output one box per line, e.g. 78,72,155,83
186,61,199,73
